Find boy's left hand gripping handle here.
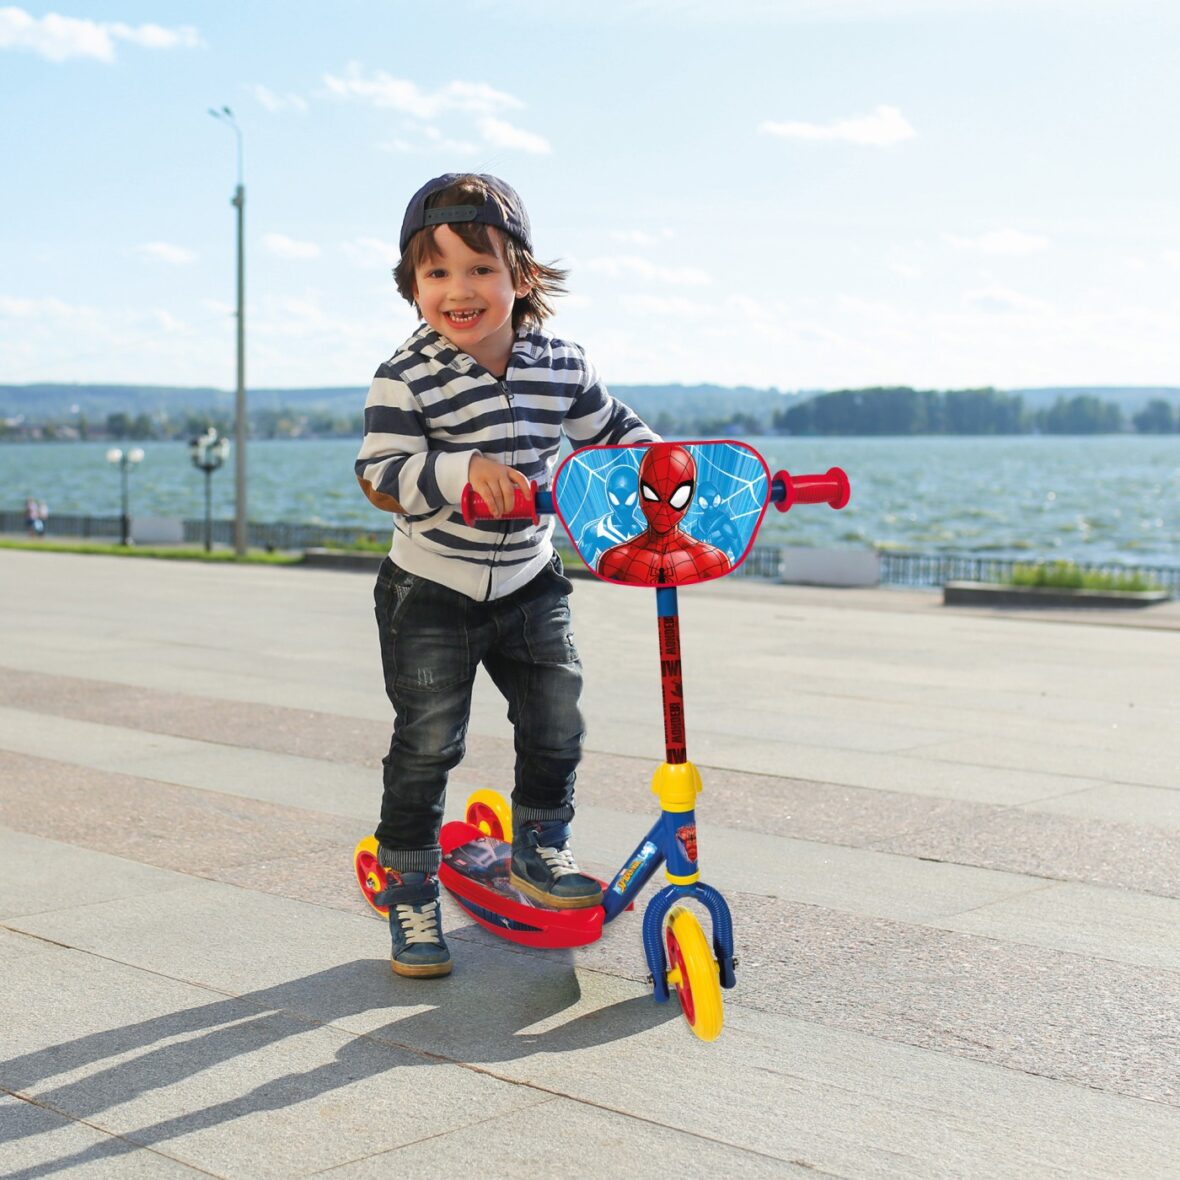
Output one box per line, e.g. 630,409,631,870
461,481,541,526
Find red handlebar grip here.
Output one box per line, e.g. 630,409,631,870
772,467,851,513
460,481,539,526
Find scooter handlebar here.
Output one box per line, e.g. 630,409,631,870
771,467,851,513
460,481,551,525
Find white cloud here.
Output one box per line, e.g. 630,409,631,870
610,228,676,245
263,233,321,260
0,293,80,317
963,285,1053,315
342,237,402,269
1163,250,1180,268
477,116,551,154
134,241,197,266
106,21,200,50
251,84,308,113
619,294,715,319
944,228,1050,256
322,66,548,154
0,8,200,62
760,104,916,146
322,65,523,118
585,256,711,286
379,125,480,155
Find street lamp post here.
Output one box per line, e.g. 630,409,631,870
209,105,248,557
106,447,144,546
188,427,231,552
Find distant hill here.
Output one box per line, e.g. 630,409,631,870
0,381,802,423
3,381,1178,428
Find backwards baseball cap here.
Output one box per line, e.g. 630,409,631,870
399,173,533,255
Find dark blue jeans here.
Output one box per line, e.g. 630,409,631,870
373,554,584,872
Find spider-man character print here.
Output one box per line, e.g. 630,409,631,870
596,444,731,586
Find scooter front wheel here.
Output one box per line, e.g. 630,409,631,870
665,906,723,1042
354,836,389,917
465,789,512,842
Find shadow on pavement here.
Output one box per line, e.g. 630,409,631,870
0,951,680,1177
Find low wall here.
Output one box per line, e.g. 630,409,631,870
780,547,881,587
131,516,185,545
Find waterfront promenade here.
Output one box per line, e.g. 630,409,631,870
1,549,1178,1177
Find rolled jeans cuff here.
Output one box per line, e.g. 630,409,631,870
513,802,575,826
378,844,442,874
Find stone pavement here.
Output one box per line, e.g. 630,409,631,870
0,549,1177,1178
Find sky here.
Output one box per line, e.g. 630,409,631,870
2,0,1179,393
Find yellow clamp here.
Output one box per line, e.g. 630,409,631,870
651,761,702,813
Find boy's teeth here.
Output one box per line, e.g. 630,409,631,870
448,310,479,322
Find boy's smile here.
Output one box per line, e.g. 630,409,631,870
412,224,530,374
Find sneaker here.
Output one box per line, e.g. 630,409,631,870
374,871,452,978
510,821,603,910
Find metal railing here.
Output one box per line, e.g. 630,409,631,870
879,551,1180,597
3,510,1175,596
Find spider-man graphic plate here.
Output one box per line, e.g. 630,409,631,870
553,441,771,587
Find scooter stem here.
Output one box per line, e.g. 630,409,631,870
656,586,686,764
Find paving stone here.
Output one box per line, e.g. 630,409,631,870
326,1094,811,1178
874,807,1180,899
0,749,357,875
1024,781,1180,830
0,1095,203,1179
720,894,1180,1105
931,880,1180,969
0,826,187,922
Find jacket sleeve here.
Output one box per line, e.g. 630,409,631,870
562,348,661,447
354,368,476,515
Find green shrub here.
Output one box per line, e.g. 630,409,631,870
0,539,299,564
1006,561,1160,592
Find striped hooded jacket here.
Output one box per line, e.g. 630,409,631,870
355,324,658,601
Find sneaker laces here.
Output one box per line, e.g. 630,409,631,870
394,904,442,945
537,844,583,879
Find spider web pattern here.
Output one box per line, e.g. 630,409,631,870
555,442,769,573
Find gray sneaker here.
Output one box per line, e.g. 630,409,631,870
510,821,603,910
375,871,452,978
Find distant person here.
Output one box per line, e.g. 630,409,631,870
37,500,48,536
25,497,43,538
355,173,659,978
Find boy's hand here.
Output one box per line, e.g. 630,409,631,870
467,455,531,518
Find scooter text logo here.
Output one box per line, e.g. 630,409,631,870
676,824,698,863
612,841,658,894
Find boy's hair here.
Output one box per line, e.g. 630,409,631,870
393,175,567,330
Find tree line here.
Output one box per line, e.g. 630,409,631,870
770,389,1178,436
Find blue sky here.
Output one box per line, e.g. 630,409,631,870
3,0,1178,391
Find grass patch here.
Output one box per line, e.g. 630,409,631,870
1005,560,1162,592
0,539,301,564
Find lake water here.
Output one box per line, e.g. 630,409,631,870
2,435,1177,565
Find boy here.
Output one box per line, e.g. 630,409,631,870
355,174,658,977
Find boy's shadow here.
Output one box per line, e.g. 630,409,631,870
0,930,680,1178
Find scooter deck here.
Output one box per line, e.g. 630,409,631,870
439,821,604,948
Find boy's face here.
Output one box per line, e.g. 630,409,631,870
411,224,530,372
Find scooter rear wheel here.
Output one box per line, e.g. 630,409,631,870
354,836,389,917
465,789,512,842
665,906,723,1042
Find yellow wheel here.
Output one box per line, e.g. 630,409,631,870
465,790,512,842
354,836,389,917
665,906,723,1042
